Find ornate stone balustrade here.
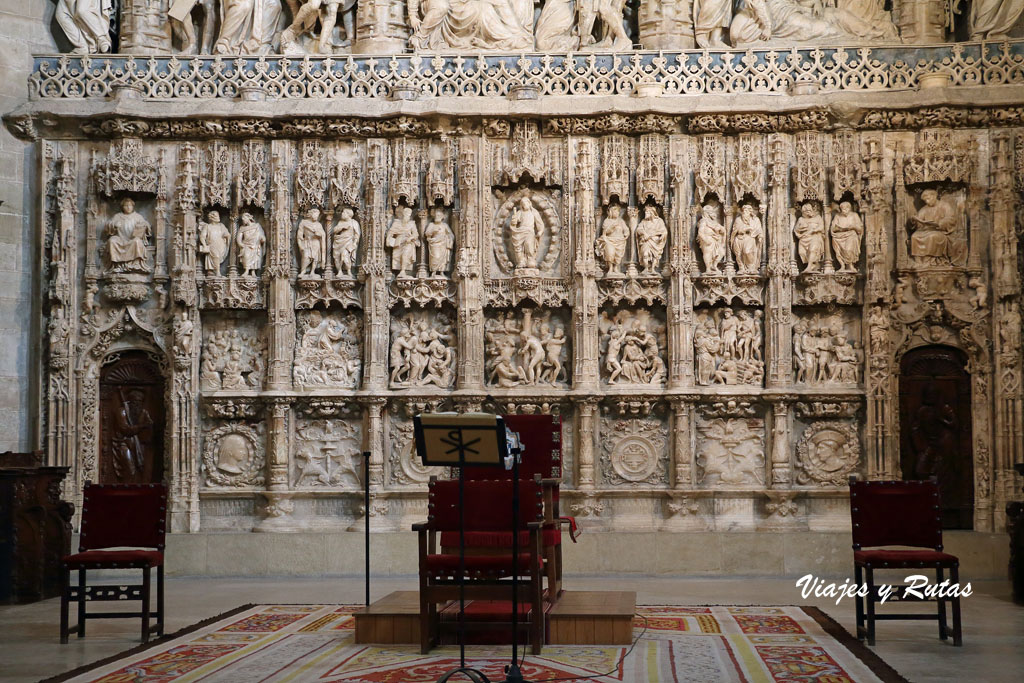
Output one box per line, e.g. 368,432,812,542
30,41,1024,101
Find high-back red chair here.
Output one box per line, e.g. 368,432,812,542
849,477,962,646
442,415,577,597
415,477,547,654
60,483,167,643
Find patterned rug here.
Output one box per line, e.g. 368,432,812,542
46,604,907,682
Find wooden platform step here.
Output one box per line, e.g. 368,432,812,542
353,590,635,646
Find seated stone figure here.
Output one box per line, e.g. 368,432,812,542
408,0,533,51
730,0,897,46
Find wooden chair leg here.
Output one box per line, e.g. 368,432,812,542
854,564,864,640
865,567,876,646
77,569,86,638
951,564,963,647
141,566,151,643
936,567,948,641
157,565,165,636
59,567,69,644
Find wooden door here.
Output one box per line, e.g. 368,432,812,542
99,352,165,485
899,346,974,529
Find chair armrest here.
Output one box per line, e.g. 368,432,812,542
411,521,432,531
526,521,546,530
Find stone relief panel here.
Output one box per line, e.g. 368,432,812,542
293,309,363,389
599,415,669,487
492,189,562,277
293,419,363,489
696,417,766,487
387,413,445,487
693,307,764,386
200,317,266,392
598,308,667,386
484,308,570,387
202,422,265,488
795,420,861,487
389,308,457,389
793,311,862,386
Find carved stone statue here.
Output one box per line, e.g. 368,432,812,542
214,0,283,54
909,189,966,267
830,201,863,273
201,328,264,392
793,202,825,273
422,207,455,278
508,196,545,270
731,203,763,274
794,313,859,385
331,207,360,277
730,0,875,46
106,197,151,274
236,212,266,277
173,310,195,356
694,0,732,47
694,308,764,386
535,0,579,51
595,203,630,276
281,0,358,53
297,208,327,277
970,0,1024,39
697,202,727,274
408,0,534,52
390,312,455,388
386,205,419,278
294,311,362,388
198,210,231,276
56,0,112,54
169,0,217,53
635,205,668,273
485,310,568,387
578,0,632,50
601,310,666,385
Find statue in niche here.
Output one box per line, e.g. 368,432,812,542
281,0,357,53
297,208,327,277
407,0,534,51
730,0,897,45
169,0,217,53
909,189,966,267
214,0,283,54
595,203,630,276
422,207,455,278
386,205,420,278
390,312,456,388
294,310,362,388
331,207,360,277
694,0,733,47
201,329,264,391
793,202,825,274
694,308,764,386
173,311,195,356
970,0,1024,39
731,203,763,274
110,388,155,483
56,0,112,54
198,210,231,276
577,0,632,50
830,201,863,273
697,202,727,274
535,0,579,51
508,196,546,270
793,313,860,385
600,310,666,385
106,197,151,274
236,212,266,277
485,310,568,387
635,205,668,274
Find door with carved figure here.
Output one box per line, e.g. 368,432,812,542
899,346,974,529
98,352,165,485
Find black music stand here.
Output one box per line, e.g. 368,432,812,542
414,413,530,683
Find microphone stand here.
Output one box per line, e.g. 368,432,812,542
363,451,370,607
500,440,529,683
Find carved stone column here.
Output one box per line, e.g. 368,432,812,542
266,142,295,391
668,135,693,388
571,137,600,389
769,401,791,487
363,398,386,486
362,139,390,390
456,136,484,389
766,134,793,388
265,398,290,491
575,398,598,490
354,0,410,54
670,399,693,488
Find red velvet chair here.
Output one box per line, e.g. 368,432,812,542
415,477,547,654
441,415,578,598
60,483,167,643
849,477,962,646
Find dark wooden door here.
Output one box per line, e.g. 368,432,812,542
99,352,165,485
899,346,974,529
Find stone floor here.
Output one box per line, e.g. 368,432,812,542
1,576,1021,682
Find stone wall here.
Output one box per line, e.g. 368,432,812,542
0,0,58,450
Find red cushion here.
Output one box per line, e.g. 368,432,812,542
63,549,164,569
854,549,958,567
425,553,540,576
440,529,561,549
